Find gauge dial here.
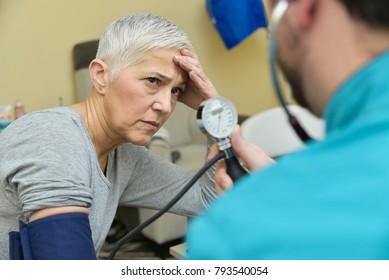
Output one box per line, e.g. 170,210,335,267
197,97,238,139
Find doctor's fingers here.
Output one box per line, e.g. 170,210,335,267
231,126,275,171
206,144,234,194
215,160,234,194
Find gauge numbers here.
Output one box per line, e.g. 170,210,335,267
197,97,238,139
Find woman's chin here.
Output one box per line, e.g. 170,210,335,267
129,136,153,146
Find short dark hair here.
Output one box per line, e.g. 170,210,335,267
338,0,389,28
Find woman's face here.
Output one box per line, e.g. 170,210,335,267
104,48,187,146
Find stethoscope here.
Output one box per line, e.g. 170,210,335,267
269,0,312,142
108,0,311,259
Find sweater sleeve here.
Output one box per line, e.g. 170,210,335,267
116,138,217,217
0,110,94,221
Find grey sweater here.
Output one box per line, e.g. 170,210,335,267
0,107,216,259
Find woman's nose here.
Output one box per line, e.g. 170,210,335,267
151,90,173,114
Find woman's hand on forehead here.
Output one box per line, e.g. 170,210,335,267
173,49,219,109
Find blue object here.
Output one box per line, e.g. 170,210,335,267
0,120,11,131
8,231,23,260
9,212,96,260
206,0,268,49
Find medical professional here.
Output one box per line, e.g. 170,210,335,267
186,0,389,259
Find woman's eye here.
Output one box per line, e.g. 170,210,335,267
171,87,184,96
146,77,160,86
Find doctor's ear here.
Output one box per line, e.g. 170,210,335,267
89,59,109,94
297,0,318,30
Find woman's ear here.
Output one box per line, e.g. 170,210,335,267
89,59,109,95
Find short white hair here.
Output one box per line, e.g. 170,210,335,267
96,13,195,82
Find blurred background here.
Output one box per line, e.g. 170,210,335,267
0,0,278,119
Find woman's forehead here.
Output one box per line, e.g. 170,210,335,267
125,49,187,81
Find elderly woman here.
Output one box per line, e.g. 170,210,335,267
0,13,219,259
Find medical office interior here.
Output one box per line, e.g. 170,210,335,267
0,0,324,259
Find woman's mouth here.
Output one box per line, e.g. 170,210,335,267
141,120,160,131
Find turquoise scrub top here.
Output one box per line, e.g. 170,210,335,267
185,51,389,260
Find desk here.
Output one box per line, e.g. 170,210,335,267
169,242,186,259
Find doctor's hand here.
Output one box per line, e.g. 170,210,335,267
208,125,275,194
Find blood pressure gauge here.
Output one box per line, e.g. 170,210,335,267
197,97,238,140
197,97,247,181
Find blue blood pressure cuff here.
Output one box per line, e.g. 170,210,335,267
206,0,268,49
9,212,96,260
